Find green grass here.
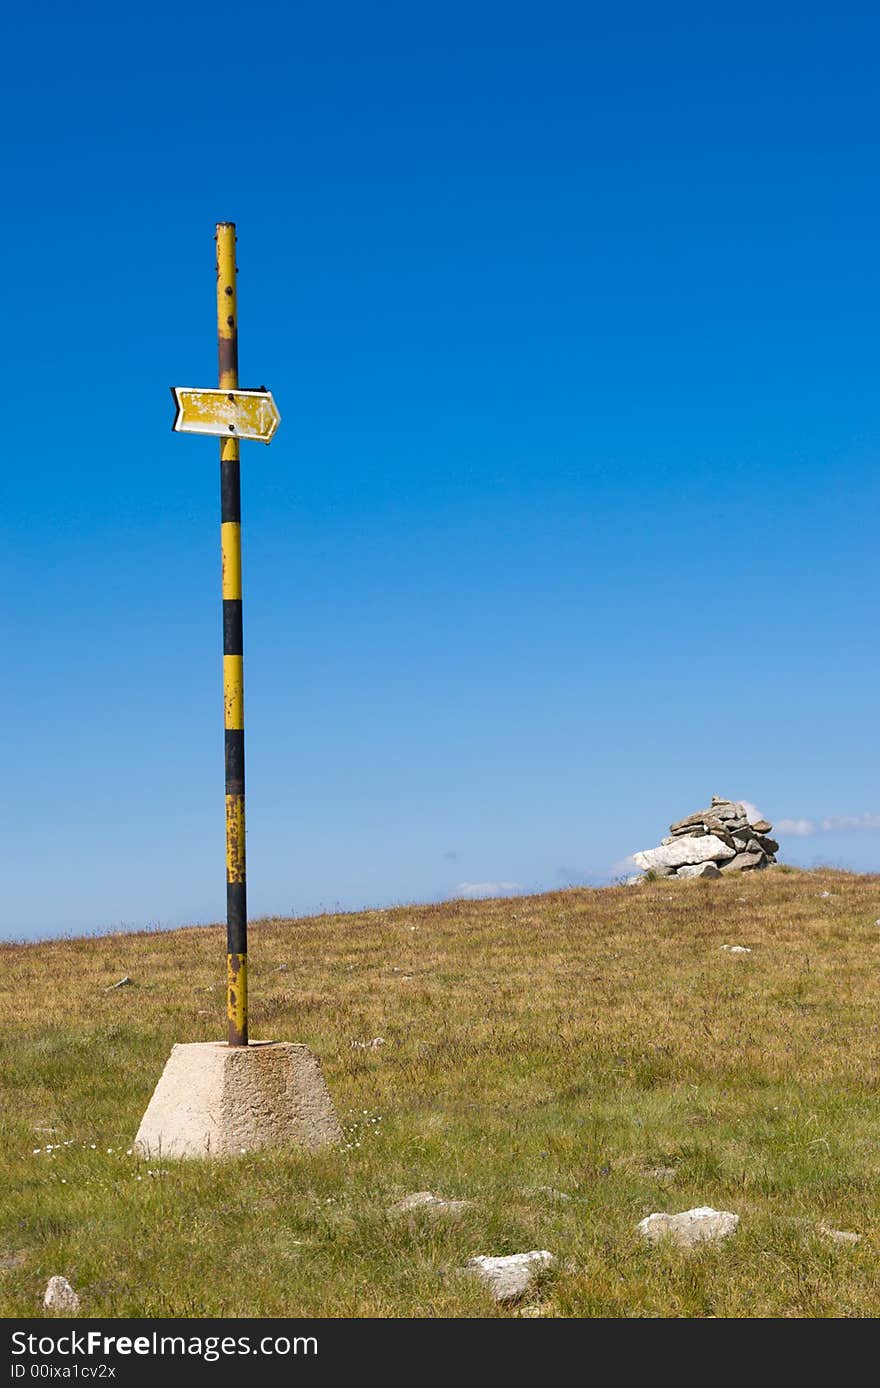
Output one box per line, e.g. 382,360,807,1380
3,866,880,1317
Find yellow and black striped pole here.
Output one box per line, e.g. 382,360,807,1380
217,222,248,1047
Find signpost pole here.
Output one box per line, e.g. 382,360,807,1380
135,224,341,1156
216,221,248,1047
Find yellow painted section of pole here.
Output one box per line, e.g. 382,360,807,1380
217,224,238,392
221,522,243,599
225,794,246,882
223,655,244,729
226,953,248,1039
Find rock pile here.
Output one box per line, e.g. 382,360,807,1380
631,797,779,880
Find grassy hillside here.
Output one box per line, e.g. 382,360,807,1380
2,867,880,1318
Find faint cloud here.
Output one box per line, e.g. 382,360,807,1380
777,818,817,837
821,813,880,832
776,812,880,838
443,850,459,862
610,855,639,877
453,881,524,900
738,800,763,824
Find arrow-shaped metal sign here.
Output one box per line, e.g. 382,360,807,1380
171,387,281,443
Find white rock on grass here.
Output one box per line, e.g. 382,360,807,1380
632,836,736,872
525,1186,573,1203
818,1224,861,1246
43,1276,80,1312
720,945,752,954
389,1191,471,1217
677,862,721,879
637,1207,739,1249
464,1251,555,1302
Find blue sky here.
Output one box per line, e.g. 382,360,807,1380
4,2,879,940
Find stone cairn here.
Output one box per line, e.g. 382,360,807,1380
631,797,779,880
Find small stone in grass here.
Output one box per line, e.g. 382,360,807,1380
818,1224,861,1246
720,944,752,954
525,1186,573,1203
104,976,132,991
43,1276,79,1312
464,1251,556,1303
389,1191,471,1217
637,1207,739,1249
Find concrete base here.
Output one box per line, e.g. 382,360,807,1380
134,1041,342,1159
